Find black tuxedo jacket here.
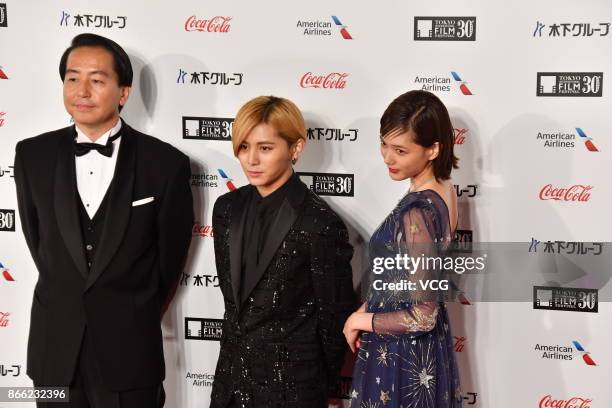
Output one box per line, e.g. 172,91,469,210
210,180,355,408
14,122,193,390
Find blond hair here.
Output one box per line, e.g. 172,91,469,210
232,96,306,156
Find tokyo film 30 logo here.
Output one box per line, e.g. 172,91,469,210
0,3,7,27
414,17,476,41
537,72,603,97
0,209,15,232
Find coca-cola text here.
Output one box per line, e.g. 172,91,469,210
454,128,467,145
0,312,10,327
185,16,231,33
539,395,592,408
300,72,348,89
193,223,214,237
539,184,593,202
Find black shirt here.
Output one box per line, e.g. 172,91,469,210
240,172,302,302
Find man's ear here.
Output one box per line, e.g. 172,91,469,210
119,86,131,108
292,138,305,162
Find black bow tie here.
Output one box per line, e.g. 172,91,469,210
74,129,122,157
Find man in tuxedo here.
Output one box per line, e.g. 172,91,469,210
14,33,193,407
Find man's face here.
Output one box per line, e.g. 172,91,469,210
237,123,299,195
63,46,129,132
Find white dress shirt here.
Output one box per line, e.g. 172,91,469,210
75,119,122,219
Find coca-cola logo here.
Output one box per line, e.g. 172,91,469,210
193,223,214,237
539,395,592,408
453,336,465,352
184,15,231,33
539,184,593,202
0,312,9,327
454,128,467,145
300,72,349,89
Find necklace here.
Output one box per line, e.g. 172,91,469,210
408,176,435,193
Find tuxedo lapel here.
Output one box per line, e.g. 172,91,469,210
54,127,88,279
85,125,136,291
240,179,308,307
228,186,251,308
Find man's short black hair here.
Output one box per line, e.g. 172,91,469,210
59,33,133,87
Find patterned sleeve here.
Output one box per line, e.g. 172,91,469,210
371,204,440,335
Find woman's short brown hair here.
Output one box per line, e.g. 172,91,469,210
232,96,306,156
380,90,459,180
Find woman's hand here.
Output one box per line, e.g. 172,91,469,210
343,308,374,353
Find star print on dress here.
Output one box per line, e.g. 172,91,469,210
349,190,463,407
419,368,434,388
376,344,389,366
380,390,391,405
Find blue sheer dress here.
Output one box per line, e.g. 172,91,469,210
349,190,463,408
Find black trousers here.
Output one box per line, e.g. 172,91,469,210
37,330,164,408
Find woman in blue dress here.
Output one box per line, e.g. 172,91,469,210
344,90,463,407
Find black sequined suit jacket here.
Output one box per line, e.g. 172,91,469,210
210,179,355,408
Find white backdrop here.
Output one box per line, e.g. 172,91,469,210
1,1,611,407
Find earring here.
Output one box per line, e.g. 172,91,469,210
292,158,297,165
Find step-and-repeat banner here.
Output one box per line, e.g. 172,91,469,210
1,1,611,407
